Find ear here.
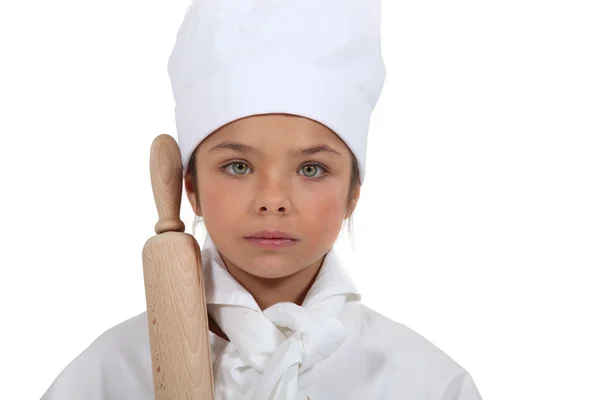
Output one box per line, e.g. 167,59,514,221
184,170,202,217
345,185,361,219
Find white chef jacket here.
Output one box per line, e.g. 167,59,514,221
41,234,482,400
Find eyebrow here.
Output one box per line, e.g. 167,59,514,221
207,141,342,157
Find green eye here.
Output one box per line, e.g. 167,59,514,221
299,163,329,179
301,164,319,177
230,162,249,175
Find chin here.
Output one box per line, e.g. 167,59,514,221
240,257,305,279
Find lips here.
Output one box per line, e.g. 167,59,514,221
245,230,297,240
244,237,298,249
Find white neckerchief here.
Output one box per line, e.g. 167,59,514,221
200,233,360,400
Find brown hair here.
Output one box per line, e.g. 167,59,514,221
188,148,360,247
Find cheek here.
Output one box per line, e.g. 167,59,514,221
198,181,240,221
315,197,344,218
303,194,347,236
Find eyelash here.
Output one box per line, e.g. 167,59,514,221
220,160,330,181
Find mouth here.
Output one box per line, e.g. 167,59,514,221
245,230,297,239
244,236,298,249
244,230,299,249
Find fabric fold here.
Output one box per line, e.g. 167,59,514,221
200,233,359,400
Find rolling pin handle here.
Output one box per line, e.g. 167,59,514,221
149,134,186,235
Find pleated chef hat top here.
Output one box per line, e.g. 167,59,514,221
167,0,386,184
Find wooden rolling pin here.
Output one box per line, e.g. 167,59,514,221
142,134,214,399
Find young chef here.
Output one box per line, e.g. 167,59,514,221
41,1,483,398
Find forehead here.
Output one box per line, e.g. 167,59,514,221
200,114,347,152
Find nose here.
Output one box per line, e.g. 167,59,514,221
254,177,291,216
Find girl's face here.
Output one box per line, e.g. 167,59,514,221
185,113,359,280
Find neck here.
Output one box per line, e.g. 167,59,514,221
221,255,325,311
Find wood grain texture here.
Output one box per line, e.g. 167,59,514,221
142,134,214,399
149,134,185,235
143,232,214,399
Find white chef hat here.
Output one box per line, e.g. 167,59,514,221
167,0,386,184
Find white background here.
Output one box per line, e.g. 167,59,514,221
1,0,599,399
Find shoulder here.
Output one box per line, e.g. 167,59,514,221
357,304,458,365
41,312,152,400
70,311,151,366
354,304,481,399
95,311,151,355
